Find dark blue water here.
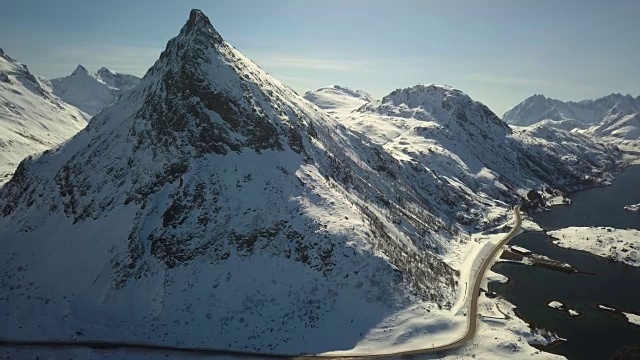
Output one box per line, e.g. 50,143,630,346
490,164,640,360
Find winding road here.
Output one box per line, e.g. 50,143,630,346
0,206,522,359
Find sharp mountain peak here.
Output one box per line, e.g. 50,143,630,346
71,64,90,75
97,67,115,75
181,8,223,43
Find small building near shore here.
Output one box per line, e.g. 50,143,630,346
511,246,532,256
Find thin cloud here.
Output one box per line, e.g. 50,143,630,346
254,54,372,72
276,75,327,88
464,73,599,92
33,43,162,78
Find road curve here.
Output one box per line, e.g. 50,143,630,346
0,206,522,359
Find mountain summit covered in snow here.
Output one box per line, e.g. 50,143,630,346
50,64,140,115
503,93,640,127
504,93,640,149
0,48,88,185
303,85,372,115
1,9,465,354
96,67,140,90
330,83,620,207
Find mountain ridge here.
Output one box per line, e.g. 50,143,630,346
504,92,640,149
308,83,620,205
303,85,372,115
503,92,640,126
50,64,140,115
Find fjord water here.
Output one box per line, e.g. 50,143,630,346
490,164,640,360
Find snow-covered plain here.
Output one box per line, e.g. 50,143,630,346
624,203,640,212
547,301,579,317
547,301,564,310
0,48,88,186
548,227,640,267
623,312,640,326
596,305,640,327
521,217,544,232
511,245,531,254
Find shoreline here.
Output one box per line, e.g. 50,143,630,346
488,162,640,358
547,227,640,268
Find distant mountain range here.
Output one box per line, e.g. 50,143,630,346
0,49,140,185
308,83,619,204
51,65,140,115
503,93,640,126
503,93,640,149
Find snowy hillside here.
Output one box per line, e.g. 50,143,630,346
0,48,88,186
0,10,473,355
346,84,620,200
50,65,140,115
582,113,640,149
96,67,140,91
503,93,640,127
303,85,372,115
548,227,640,268
533,118,588,131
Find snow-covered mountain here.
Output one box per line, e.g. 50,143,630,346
582,113,640,149
303,85,372,115
1,10,467,354
503,93,640,127
50,65,140,115
341,84,619,202
504,93,640,149
96,67,140,90
0,48,88,186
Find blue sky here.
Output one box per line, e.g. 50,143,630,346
2,0,639,115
